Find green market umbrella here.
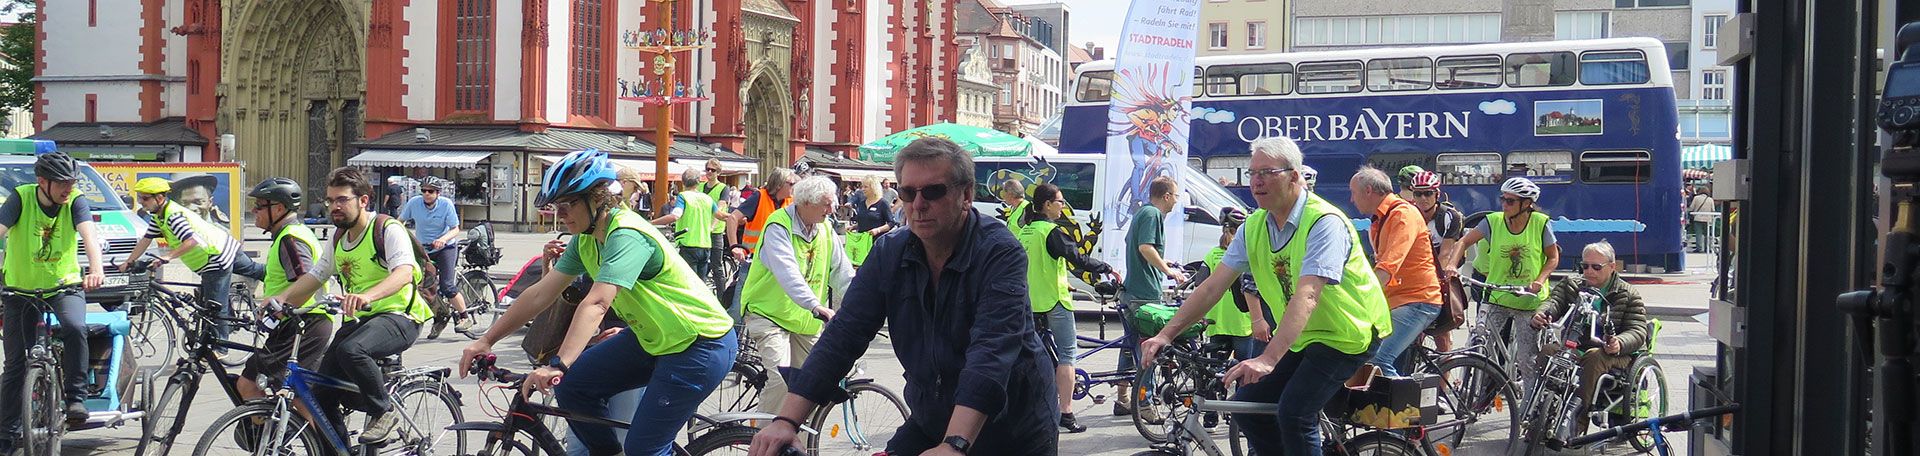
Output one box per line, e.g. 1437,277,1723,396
858,123,1033,162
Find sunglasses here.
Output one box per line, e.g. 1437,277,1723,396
707,168,722,173
423,188,440,194
898,183,954,203
1578,262,1609,271
1412,190,1437,198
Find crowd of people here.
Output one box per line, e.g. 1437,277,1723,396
0,134,1661,455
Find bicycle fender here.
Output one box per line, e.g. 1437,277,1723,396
1435,350,1502,369
444,421,509,432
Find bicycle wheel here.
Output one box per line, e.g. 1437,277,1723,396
1512,388,1568,456
455,424,566,456
458,270,500,340
136,367,201,456
219,291,261,368
1624,357,1670,453
1131,364,1179,444
191,401,324,456
1342,431,1422,456
20,361,63,456
1425,355,1520,454
393,380,467,455
1227,416,1251,456
699,360,764,416
130,298,180,363
683,425,757,456
805,382,910,456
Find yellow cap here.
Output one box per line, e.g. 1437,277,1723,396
132,177,172,195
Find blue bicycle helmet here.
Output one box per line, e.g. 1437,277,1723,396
537,149,617,206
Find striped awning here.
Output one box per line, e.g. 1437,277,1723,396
349,150,494,168
1681,143,1732,170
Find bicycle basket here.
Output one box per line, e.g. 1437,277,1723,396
1129,303,1206,340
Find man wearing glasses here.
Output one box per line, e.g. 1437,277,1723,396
1529,240,1647,437
1453,176,1559,392
698,159,735,274
749,137,1059,456
401,177,471,338
1401,169,1466,351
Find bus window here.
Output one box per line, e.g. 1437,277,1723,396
1506,150,1576,183
1505,52,1577,87
1436,55,1502,90
1580,50,1651,85
1580,150,1653,184
1365,57,1433,92
1205,155,1251,186
1205,63,1293,97
1298,61,1364,94
1193,67,1207,98
1435,152,1504,185
974,161,1099,212
1365,153,1436,178
1076,71,1114,102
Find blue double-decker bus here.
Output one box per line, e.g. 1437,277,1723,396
1061,38,1686,271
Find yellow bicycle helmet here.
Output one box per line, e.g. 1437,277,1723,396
132,177,173,195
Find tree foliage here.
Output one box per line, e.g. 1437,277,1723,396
0,0,36,112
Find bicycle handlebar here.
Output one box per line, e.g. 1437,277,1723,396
1555,403,1740,449
0,284,84,300
1461,276,1539,298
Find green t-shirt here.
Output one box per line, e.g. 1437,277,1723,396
1125,205,1165,302
555,229,658,288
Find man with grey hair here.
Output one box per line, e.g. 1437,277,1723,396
738,175,854,413
1139,136,1392,456
1349,166,1442,377
998,179,1029,228
651,168,730,277
1530,240,1648,436
751,137,1058,456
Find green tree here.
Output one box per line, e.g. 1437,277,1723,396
0,0,36,112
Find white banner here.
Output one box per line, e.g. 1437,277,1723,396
1101,0,1198,283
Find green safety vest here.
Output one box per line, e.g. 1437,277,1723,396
1243,194,1392,355
583,209,734,355
4,184,81,290
334,217,433,323
153,200,227,271
1018,220,1072,313
674,191,717,249
265,223,331,318
699,182,729,234
1483,211,1551,311
1202,246,1253,338
1006,201,1030,230
741,207,832,335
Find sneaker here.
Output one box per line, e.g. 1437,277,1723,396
1203,411,1219,429
1058,414,1087,433
454,315,475,333
426,318,448,340
359,413,399,444
1112,399,1134,416
1139,406,1164,425
64,401,89,422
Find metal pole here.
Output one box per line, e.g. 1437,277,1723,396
652,0,677,214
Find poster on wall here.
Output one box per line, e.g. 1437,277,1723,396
1101,0,1199,276
92,162,246,239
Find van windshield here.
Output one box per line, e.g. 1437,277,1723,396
0,163,130,211
1181,167,1248,216
974,160,1098,213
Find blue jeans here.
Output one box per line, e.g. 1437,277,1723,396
1124,136,1154,204
1037,305,1077,365
1368,303,1441,377
1232,343,1371,456
553,330,738,456
678,246,712,280
564,387,643,456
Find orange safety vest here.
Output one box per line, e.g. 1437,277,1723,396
741,193,789,254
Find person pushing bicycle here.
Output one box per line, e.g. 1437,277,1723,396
0,152,107,444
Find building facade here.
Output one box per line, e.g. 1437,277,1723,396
32,0,958,215
1681,0,1734,145
956,40,998,129
958,0,1062,136
1199,0,1291,55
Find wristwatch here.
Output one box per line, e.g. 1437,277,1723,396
941,435,971,454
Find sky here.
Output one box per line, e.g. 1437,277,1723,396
1000,0,1125,56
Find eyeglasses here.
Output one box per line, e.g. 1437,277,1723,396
325,195,361,207
251,202,277,212
423,188,440,194
707,168,722,173
1578,262,1609,271
898,183,954,203
1500,196,1526,205
1412,190,1437,198
1248,168,1294,181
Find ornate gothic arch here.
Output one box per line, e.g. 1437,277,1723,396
219,0,365,205
741,64,792,176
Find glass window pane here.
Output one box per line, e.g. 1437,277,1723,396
1207,63,1293,96
1506,51,1578,87
1436,55,1503,89
1506,150,1576,183
1666,42,1690,70
1365,57,1433,91
1436,153,1504,186
1580,151,1653,183
1297,61,1364,94
1075,71,1113,102
1366,153,1437,182
1206,155,1252,186
1580,50,1650,85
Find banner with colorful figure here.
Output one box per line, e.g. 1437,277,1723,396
1102,0,1199,275
91,162,246,239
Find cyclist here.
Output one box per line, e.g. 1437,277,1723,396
401,176,471,339
1299,164,1319,192
267,166,434,445
998,179,1029,229
844,176,894,267
740,175,854,413
0,152,107,433
1349,166,1441,377
1403,170,1466,351
695,158,735,266
1453,176,1560,390
1019,183,1118,434
1201,206,1269,362
1140,136,1391,456
651,169,729,278
123,177,260,333
1117,175,1187,422
236,178,335,408
460,149,736,456
1529,240,1648,436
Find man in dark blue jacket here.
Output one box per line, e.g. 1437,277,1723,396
747,137,1058,456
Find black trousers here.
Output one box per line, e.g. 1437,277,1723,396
0,291,90,434
314,313,418,418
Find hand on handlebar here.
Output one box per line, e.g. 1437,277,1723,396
458,342,495,379
1525,280,1545,295
431,239,448,251
82,271,104,292
522,366,564,398
1531,311,1550,329
1604,336,1621,355
1167,268,1189,286
748,421,802,456
1139,334,1171,368
812,306,836,322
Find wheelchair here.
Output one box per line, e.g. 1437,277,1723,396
1582,319,1670,452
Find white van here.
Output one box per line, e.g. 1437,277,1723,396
971,152,1249,285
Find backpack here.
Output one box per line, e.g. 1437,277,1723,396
333,214,440,299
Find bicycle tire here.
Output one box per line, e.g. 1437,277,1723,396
218,291,261,368
699,361,765,417
135,367,200,456
1130,364,1175,444
456,416,567,456
191,400,325,456
1513,388,1566,456
1126,451,1179,456
21,361,63,456
1426,354,1520,453
130,297,180,363
1624,357,1670,453
392,380,467,455
805,381,911,456
1343,430,1422,456
458,270,501,340
682,424,758,456
1228,417,1250,456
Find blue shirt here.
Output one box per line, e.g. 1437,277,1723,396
787,209,1057,454
399,196,459,245
1224,192,1352,284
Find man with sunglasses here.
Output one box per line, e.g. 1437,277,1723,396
1401,170,1466,351
1528,240,1647,437
401,177,471,338
749,137,1059,456
235,178,335,408
697,159,735,272
1453,176,1559,392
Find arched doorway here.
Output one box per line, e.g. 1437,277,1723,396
222,0,363,210
742,72,791,175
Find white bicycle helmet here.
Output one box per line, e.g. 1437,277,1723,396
1500,177,1541,200
1299,165,1318,190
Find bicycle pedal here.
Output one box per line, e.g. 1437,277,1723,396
1092,395,1107,404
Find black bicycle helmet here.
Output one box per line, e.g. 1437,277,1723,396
248,177,304,208
34,152,81,182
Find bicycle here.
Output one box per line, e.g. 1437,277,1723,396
1512,287,1669,456
132,279,267,456
678,366,912,456
1391,331,1522,455
1552,403,1738,455
0,284,84,456
1459,277,1539,403
457,353,761,456
1130,344,1422,456
1128,262,1214,443
690,335,909,455
190,300,467,456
